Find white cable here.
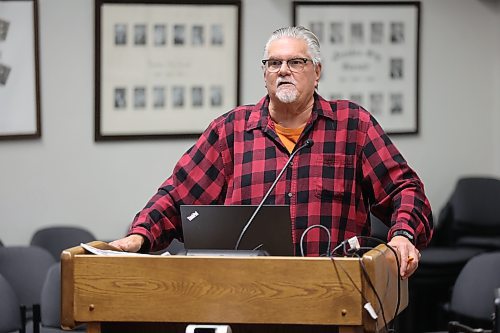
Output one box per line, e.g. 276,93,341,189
299,224,331,257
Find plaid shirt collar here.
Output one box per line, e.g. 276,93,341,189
245,93,336,133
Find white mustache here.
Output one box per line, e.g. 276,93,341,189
276,77,297,87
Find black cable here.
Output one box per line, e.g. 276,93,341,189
329,253,389,331
354,236,402,333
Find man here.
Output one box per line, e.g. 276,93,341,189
110,26,433,278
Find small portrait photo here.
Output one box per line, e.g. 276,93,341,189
350,22,364,44
309,22,324,43
210,86,223,107
390,93,404,114
172,86,185,107
0,63,11,85
114,87,127,109
369,93,384,115
134,24,147,46
134,87,146,109
191,86,204,107
329,22,344,44
390,58,404,79
390,22,405,44
211,24,224,45
0,19,10,41
153,86,166,109
192,25,204,46
153,24,166,46
370,22,384,44
114,23,127,45
173,24,185,45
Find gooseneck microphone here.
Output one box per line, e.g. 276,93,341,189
234,139,314,251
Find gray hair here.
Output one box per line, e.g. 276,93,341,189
263,26,322,66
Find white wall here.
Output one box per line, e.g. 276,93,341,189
1,0,499,245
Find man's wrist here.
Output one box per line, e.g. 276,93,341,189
392,229,415,244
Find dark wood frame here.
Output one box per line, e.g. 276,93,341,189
0,0,41,140
293,1,420,135
94,0,242,141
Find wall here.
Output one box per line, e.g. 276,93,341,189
1,0,499,245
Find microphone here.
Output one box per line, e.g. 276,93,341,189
234,139,314,251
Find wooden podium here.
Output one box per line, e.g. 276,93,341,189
61,242,407,333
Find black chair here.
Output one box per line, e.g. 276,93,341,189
434,177,500,250
425,252,500,333
0,273,23,333
0,246,56,333
401,176,500,333
30,226,95,260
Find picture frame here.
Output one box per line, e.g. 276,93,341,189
95,0,241,141
294,1,420,135
0,0,41,140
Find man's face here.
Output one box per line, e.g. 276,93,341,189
264,37,321,105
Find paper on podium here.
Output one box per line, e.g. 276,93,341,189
80,243,170,256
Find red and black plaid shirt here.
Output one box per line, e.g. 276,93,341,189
130,93,433,255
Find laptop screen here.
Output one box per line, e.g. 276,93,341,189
179,205,294,256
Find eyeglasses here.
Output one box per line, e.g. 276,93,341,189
261,58,312,73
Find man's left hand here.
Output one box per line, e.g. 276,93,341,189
387,236,421,279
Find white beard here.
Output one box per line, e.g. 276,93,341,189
275,81,298,103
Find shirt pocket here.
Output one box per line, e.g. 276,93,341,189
312,154,355,201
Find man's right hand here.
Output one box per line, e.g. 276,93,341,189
109,234,145,253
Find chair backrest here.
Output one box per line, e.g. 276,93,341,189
0,246,56,307
0,273,22,333
30,226,95,260
41,262,61,328
451,177,500,235
450,252,500,322
41,262,85,332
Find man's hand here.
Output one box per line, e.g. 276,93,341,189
387,235,421,279
109,234,145,253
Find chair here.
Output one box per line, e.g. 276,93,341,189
30,226,95,260
400,177,500,333
434,177,500,250
40,262,62,333
39,262,85,333
425,252,500,333
0,273,23,333
0,246,56,333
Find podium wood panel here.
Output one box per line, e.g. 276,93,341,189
61,242,407,333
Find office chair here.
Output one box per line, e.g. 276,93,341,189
435,177,500,250
0,273,23,333
30,226,95,260
424,252,500,333
401,176,500,333
0,246,56,333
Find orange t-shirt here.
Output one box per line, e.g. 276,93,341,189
274,123,306,154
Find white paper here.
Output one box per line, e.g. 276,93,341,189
80,243,170,256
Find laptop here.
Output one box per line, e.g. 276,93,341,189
179,205,294,256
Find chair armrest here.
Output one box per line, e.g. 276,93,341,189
448,321,491,333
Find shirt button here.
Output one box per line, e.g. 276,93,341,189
289,161,293,166
288,192,293,198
